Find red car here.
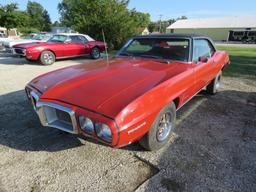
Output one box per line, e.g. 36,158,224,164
25,34,229,150
13,33,106,65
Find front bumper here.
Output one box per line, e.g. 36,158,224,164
3,47,14,54
13,48,26,56
37,101,78,134
25,87,119,147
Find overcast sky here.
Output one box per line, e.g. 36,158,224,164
1,0,256,22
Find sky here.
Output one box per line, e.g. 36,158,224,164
0,0,256,22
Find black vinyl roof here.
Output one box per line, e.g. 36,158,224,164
135,33,209,39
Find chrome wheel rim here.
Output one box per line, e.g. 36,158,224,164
43,53,54,64
156,112,172,142
92,48,100,58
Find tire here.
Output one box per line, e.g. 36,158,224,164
40,51,55,65
91,47,101,59
206,71,222,95
139,102,176,151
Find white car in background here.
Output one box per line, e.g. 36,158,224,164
3,33,53,53
0,33,14,47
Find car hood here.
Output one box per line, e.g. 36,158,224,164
14,42,64,49
13,41,44,48
30,58,189,117
7,39,42,47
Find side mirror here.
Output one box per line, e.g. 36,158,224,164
198,56,208,63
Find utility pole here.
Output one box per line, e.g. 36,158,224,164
159,14,163,33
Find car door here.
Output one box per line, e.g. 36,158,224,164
68,35,90,56
49,35,71,58
78,35,91,54
192,39,216,93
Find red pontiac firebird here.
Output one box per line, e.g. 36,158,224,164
13,33,106,65
25,34,229,150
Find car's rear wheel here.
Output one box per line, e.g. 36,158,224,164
206,71,222,95
91,47,101,59
139,102,176,151
40,51,55,65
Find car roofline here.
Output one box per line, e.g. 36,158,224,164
133,33,210,39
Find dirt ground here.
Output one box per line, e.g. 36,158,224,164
0,54,255,192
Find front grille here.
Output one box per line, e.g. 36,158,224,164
14,48,25,56
56,109,72,123
37,102,77,134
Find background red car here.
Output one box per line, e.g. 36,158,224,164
13,33,106,65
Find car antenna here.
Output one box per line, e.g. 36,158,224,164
102,29,109,66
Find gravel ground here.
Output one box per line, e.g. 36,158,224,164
0,54,255,192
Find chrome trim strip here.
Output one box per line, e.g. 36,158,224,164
30,91,39,111
36,101,78,134
56,54,90,59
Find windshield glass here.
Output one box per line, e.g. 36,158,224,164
32,34,51,40
48,35,67,43
25,33,37,39
117,38,190,62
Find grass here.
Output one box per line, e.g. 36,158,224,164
217,46,256,78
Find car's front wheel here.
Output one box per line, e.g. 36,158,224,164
91,47,101,59
206,71,222,94
40,51,56,65
139,102,176,151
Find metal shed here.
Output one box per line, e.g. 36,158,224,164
166,17,256,42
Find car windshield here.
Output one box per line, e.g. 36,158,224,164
25,33,37,39
32,34,51,40
117,38,190,62
48,35,67,43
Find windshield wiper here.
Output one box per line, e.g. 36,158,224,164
139,54,163,59
139,55,171,64
118,52,133,57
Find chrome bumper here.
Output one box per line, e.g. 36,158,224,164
28,91,78,134
13,48,26,56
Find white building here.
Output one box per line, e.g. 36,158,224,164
166,16,256,42
0,27,18,36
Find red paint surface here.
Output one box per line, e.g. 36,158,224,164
26,49,229,147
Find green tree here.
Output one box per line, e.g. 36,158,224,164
148,17,187,33
0,3,20,36
130,9,150,33
52,21,62,27
177,15,188,20
26,1,51,31
42,10,51,31
58,0,150,49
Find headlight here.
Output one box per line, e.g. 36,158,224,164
95,122,112,142
79,116,94,134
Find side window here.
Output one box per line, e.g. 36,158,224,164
78,35,88,43
193,39,215,62
70,35,84,43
